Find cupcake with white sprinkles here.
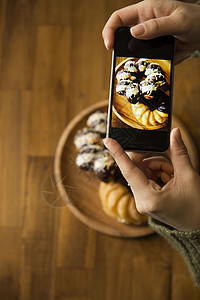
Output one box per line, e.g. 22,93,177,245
87,110,107,136
74,128,103,150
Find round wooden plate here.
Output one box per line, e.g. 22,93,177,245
113,57,170,130
54,100,199,238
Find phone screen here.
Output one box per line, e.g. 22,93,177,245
112,56,171,130
108,27,175,151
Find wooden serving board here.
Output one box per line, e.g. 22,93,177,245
54,100,199,238
113,57,170,130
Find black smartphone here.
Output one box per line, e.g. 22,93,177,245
107,27,175,152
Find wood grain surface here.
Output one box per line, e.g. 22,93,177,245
0,0,200,299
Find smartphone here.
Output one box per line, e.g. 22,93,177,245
107,27,175,152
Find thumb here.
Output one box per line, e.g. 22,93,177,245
103,137,148,191
170,128,193,175
130,15,180,39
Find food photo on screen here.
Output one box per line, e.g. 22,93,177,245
111,57,171,131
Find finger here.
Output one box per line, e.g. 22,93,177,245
127,152,151,179
102,14,123,50
102,4,140,49
161,172,172,184
126,151,149,164
103,137,149,191
141,156,174,175
130,13,189,40
141,156,173,183
170,128,193,176
150,169,172,183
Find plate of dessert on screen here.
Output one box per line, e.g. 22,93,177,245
113,57,171,130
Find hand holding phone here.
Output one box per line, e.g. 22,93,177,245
107,27,175,152
103,127,200,231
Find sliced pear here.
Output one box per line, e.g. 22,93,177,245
156,109,168,118
141,110,150,126
153,110,164,123
135,105,148,121
148,111,157,125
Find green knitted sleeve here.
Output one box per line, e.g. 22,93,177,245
148,218,200,288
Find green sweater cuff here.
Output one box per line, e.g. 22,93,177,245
148,218,200,288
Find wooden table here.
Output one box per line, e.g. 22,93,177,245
0,0,199,299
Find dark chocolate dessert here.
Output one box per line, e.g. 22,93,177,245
145,63,163,76
146,72,166,87
76,152,97,171
136,58,149,73
87,111,107,136
124,60,138,74
76,144,104,171
126,83,140,104
74,112,119,183
93,150,118,182
116,80,132,95
74,127,103,150
140,80,158,100
116,70,132,81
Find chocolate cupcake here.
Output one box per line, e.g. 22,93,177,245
124,60,138,81
87,111,107,128
76,144,104,171
144,63,163,76
93,150,118,182
140,80,158,100
116,79,132,95
74,127,103,150
87,111,107,135
116,70,132,81
79,144,104,154
92,122,107,136
136,58,149,73
126,83,140,104
76,152,97,171
146,72,166,87
124,60,137,73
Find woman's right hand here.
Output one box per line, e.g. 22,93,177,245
103,128,200,231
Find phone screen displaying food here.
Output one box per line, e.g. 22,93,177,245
111,56,171,131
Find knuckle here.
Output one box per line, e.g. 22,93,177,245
111,10,118,18
176,10,192,34
176,144,188,157
111,10,119,21
110,10,123,26
177,9,188,24
146,18,160,34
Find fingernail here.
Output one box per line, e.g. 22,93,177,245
131,24,145,37
103,138,109,148
104,39,109,50
174,127,182,144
